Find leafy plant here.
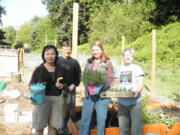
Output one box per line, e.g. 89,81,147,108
81,70,107,85
142,96,176,127
109,88,132,92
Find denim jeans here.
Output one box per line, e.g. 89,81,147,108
118,101,142,135
80,95,109,135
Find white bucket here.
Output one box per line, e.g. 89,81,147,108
4,104,18,123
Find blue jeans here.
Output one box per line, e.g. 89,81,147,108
118,101,142,135
80,95,109,135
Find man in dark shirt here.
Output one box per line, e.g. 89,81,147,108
56,41,81,134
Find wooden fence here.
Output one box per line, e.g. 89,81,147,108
0,47,24,76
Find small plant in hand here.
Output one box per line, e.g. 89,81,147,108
81,70,107,85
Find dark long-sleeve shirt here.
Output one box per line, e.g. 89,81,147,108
56,56,81,87
29,63,65,96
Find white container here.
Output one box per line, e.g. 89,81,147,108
18,111,32,123
4,104,18,123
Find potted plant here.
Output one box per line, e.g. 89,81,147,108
81,70,107,95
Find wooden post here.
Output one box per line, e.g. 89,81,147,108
22,48,24,63
55,39,57,47
122,36,125,65
17,49,20,73
151,29,156,93
45,35,48,45
72,3,79,59
19,48,22,62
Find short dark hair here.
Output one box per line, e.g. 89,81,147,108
42,44,59,64
62,41,72,48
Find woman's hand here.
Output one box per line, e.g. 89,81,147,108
56,82,64,90
133,91,140,98
110,79,118,89
93,84,103,94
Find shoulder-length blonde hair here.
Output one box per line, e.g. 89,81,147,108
88,41,109,63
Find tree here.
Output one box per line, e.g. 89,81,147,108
88,1,156,44
29,17,56,51
0,0,6,25
153,0,180,25
42,0,105,45
0,29,5,44
17,24,31,44
0,0,6,45
2,26,16,45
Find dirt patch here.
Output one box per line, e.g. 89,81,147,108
0,76,84,135
0,81,33,135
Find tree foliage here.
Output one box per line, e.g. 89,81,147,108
2,26,16,45
29,17,56,51
0,0,6,25
17,24,31,44
42,0,107,45
88,1,156,44
130,22,180,63
152,0,180,25
0,0,6,45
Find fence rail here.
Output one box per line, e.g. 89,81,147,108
0,48,24,75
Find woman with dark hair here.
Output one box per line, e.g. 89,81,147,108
29,45,65,135
80,42,114,135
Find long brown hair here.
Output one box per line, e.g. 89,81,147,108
88,41,109,63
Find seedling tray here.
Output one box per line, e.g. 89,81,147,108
100,89,134,98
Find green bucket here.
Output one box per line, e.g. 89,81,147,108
0,80,6,92
30,84,46,105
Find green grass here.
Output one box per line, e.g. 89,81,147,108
141,63,180,100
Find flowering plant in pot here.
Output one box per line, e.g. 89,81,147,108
81,70,107,95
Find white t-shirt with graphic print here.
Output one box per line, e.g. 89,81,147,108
114,64,144,105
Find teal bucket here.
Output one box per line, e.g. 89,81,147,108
30,84,46,105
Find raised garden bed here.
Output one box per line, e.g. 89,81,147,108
72,99,180,135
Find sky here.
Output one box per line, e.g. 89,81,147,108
0,0,48,29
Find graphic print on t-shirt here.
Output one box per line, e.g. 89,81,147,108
119,71,132,83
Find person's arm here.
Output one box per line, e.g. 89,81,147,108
110,79,118,89
29,67,40,86
56,65,67,90
103,60,114,90
68,60,81,91
74,61,81,86
133,75,144,97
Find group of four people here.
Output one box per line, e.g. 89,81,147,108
29,41,144,135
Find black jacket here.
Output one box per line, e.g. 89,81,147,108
56,56,81,87
29,63,66,96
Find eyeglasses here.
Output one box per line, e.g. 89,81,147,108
123,54,134,57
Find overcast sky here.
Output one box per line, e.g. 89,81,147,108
1,0,48,29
